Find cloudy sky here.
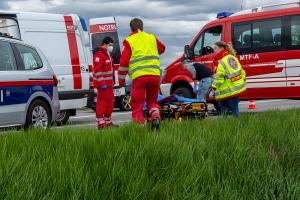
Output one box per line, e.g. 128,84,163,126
0,0,294,66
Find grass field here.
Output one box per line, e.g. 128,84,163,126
1,109,300,199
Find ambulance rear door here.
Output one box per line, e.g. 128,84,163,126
89,17,121,86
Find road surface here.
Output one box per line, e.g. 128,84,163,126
63,99,300,129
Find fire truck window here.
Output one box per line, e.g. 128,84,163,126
16,44,43,70
0,40,17,71
0,18,20,39
291,16,300,46
233,24,251,49
202,26,222,54
193,34,203,57
233,18,282,53
253,19,282,48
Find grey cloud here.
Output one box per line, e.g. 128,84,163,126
0,2,9,9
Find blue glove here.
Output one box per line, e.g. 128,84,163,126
100,85,107,89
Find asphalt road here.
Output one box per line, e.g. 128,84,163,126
63,99,300,129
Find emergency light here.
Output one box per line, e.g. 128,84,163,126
217,12,234,19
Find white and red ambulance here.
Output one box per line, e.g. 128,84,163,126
88,17,131,111
161,2,300,105
0,11,92,125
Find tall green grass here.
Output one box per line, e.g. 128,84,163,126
1,109,300,199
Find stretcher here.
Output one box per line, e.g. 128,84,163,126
144,95,208,121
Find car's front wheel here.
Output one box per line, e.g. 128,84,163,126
25,100,51,129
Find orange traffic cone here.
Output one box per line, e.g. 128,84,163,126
248,100,256,110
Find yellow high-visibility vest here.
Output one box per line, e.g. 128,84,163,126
212,54,247,100
126,31,160,80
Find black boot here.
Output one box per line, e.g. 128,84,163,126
151,118,160,131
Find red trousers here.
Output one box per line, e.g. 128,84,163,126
96,86,114,127
131,75,160,124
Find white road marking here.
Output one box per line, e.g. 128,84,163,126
55,120,131,129
71,112,131,119
239,99,286,105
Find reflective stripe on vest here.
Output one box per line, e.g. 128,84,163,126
93,77,113,82
212,80,222,88
213,74,225,79
129,56,159,65
128,65,160,76
119,67,128,72
94,71,113,76
215,83,246,96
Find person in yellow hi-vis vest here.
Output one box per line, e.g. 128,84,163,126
118,18,166,129
212,41,246,118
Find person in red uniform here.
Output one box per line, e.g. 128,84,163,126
118,18,165,129
93,37,115,129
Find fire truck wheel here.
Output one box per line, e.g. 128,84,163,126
173,87,194,98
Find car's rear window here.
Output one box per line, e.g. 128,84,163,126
16,44,43,70
0,40,17,71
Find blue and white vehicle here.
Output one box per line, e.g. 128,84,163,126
0,34,60,129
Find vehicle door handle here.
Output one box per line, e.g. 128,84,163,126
28,78,52,81
0,90,3,103
276,60,285,67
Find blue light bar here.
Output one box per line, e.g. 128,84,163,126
217,12,234,19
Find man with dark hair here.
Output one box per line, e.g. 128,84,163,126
130,18,143,32
102,37,114,46
118,18,165,130
93,36,115,129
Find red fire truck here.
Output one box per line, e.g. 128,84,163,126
161,2,300,104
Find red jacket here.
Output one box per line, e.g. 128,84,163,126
118,31,166,85
93,46,114,88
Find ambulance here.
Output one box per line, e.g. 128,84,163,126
88,17,131,111
0,11,91,125
161,2,300,106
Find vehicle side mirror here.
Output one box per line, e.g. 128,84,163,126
184,45,193,60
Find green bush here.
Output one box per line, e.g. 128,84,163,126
0,109,300,199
